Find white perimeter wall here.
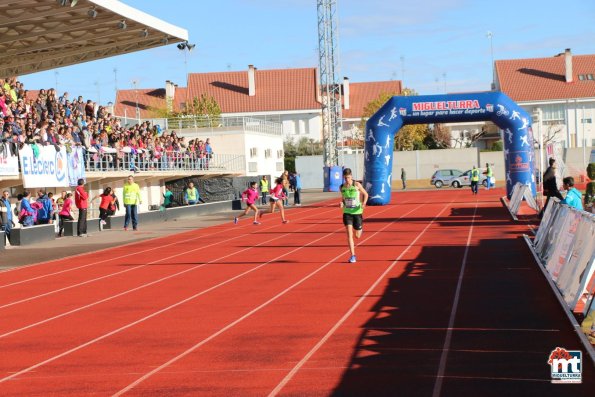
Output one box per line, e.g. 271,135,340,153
297,147,594,189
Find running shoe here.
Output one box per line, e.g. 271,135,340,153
348,255,357,263
253,221,261,225
282,220,289,224
234,217,238,224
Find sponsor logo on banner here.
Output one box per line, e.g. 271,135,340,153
0,153,19,176
19,145,70,188
412,100,480,111
399,107,407,116
410,99,485,117
548,347,582,383
55,151,66,182
510,153,530,172
486,103,494,112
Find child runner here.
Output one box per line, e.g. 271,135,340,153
234,181,261,225
259,177,289,223
92,187,115,230
340,168,368,263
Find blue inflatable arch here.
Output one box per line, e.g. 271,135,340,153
363,92,536,205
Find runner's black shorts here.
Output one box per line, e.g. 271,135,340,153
343,213,363,230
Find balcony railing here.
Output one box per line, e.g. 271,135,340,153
86,149,245,173
118,115,283,136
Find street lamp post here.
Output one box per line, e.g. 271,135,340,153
533,108,543,205
486,31,494,89
583,105,587,169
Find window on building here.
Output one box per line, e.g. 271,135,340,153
540,104,565,125
277,149,284,159
248,162,258,172
250,147,258,158
588,74,594,80
264,149,272,159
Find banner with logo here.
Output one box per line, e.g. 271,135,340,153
19,144,69,188
0,152,19,176
67,146,86,187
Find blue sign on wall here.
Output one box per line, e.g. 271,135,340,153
363,92,536,205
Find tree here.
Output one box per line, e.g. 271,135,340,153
283,137,323,172
358,87,440,151
423,123,451,149
179,94,222,127
358,91,398,135
533,124,563,147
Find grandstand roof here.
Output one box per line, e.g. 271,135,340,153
0,0,188,77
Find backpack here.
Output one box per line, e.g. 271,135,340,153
34,198,50,221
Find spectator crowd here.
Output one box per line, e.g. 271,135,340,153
0,77,214,172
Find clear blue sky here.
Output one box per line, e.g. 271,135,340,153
20,0,595,105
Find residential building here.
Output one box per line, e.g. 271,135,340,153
495,48,595,149
114,66,402,143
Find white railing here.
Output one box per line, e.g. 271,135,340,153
86,150,245,173
118,115,282,136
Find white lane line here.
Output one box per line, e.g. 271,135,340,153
363,327,559,332
0,205,326,285
431,200,478,397
267,200,453,397
0,207,337,310
0,208,338,339
112,202,426,396
0,202,418,385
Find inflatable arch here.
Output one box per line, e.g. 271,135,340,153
363,92,536,205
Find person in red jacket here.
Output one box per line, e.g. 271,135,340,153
75,178,89,237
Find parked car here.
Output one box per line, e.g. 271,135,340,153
431,169,463,188
450,169,489,188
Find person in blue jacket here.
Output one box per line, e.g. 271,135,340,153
292,172,302,206
560,177,583,210
35,190,54,224
0,190,13,241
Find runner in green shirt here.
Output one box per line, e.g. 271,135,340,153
340,168,368,263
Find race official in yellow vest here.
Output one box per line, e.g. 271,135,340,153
470,166,479,195
123,175,142,231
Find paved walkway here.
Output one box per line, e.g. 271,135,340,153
1,191,336,270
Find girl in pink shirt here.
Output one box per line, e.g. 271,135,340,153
58,193,74,237
234,182,261,225
259,177,289,224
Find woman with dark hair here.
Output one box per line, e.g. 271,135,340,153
58,193,74,237
92,187,114,230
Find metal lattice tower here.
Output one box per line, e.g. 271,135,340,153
317,0,343,167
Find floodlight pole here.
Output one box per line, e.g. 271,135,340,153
317,0,343,167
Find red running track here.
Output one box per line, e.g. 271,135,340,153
0,188,593,396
